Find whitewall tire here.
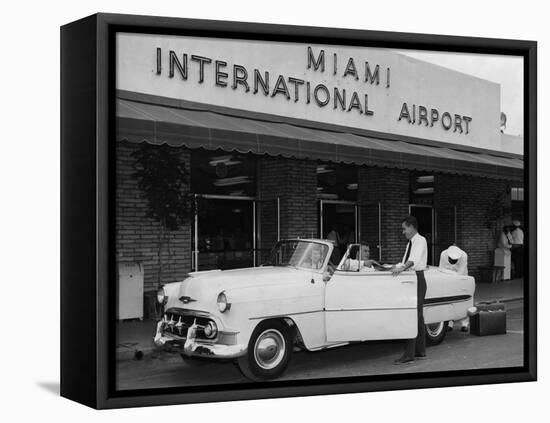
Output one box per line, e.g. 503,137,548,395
425,321,448,346
237,320,293,381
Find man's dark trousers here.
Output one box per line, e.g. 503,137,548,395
404,270,427,358
512,245,523,278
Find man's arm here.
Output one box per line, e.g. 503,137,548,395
392,260,414,276
392,237,426,276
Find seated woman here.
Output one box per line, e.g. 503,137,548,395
341,243,379,272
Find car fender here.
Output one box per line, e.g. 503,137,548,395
220,281,324,347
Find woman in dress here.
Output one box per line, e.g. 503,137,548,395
493,226,513,282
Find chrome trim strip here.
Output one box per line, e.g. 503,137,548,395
249,309,324,320
165,307,211,317
424,298,472,307
250,306,420,320
325,307,417,312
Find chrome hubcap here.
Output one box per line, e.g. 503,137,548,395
254,329,286,370
426,322,445,337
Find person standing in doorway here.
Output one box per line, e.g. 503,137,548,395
511,220,524,278
391,215,428,364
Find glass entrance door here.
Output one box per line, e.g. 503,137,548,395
192,195,282,271
319,200,357,263
358,202,382,262
409,204,435,265
192,195,255,271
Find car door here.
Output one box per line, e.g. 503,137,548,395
324,270,418,342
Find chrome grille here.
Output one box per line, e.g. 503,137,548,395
161,309,212,339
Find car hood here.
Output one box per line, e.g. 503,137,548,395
170,266,310,312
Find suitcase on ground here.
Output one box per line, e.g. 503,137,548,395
470,304,506,336
475,301,506,312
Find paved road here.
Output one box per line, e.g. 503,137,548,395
116,300,524,390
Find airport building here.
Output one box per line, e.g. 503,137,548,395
115,33,524,294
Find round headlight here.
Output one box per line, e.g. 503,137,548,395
157,286,167,304
203,321,218,339
217,292,231,313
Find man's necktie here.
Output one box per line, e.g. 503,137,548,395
404,240,412,263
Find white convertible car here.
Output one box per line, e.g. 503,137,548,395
153,239,475,380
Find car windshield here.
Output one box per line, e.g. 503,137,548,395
264,241,329,270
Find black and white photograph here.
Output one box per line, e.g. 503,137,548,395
113,30,528,390
4,0,548,419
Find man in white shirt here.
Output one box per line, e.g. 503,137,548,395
392,215,428,364
439,245,469,331
511,220,524,245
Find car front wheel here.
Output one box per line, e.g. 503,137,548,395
237,320,293,381
425,321,448,346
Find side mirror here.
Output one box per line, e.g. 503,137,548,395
322,271,331,282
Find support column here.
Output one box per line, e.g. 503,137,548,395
258,156,318,241
357,166,410,264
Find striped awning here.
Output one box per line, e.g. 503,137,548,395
116,94,524,181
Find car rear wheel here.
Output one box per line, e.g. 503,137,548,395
425,321,448,346
238,320,293,381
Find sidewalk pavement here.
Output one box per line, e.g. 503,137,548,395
116,277,525,361
116,318,158,361
474,277,524,303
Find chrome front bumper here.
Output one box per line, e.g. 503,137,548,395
153,319,247,359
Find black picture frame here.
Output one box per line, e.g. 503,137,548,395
60,12,537,409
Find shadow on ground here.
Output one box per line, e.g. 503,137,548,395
36,381,60,396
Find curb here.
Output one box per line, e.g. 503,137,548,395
475,296,524,304
498,296,524,303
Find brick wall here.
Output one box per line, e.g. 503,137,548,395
434,173,512,280
116,141,192,292
356,166,517,279
116,139,519,286
358,167,410,264
258,156,318,245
